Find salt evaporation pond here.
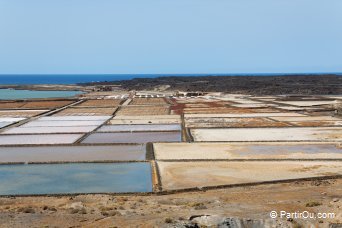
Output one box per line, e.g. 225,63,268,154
1,126,98,134
0,163,152,195
0,145,146,162
97,124,181,132
0,122,13,128
0,89,83,100
82,132,181,143
0,117,25,128
39,116,111,121
21,120,106,127
0,134,83,145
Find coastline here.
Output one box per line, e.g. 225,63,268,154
80,74,342,95
0,84,84,91
0,74,341,95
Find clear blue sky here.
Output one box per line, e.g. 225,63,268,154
0,0,341,74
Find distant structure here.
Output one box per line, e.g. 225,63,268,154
176,91,206,97
93,85,122,92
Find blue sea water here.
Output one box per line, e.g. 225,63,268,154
1,73,339,85
0,74,217,85
0,74,237,85
0,74,164,85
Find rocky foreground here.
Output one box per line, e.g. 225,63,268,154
0,179,340,227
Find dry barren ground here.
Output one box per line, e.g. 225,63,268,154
116,106,170,116
55,107,117,116
0,179,341,227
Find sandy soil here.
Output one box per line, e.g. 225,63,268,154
277,106,307,111
191,127,342,142
291,121,342,127
185,117,290,128
0,179,340,227
185,115,342,128
55,107,117,116
116,106,170,116
157,161,342,190
276,100,337,107
0,101,74,109
230,103,275,108
0,110,48,118
19,101,74,109
153,142,342,160
269,116,341,122
130,98,168,105
76,99,122,107
184,113,306,118
0,102,27,109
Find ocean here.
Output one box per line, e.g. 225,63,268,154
0,74,165,85
0,73,339,85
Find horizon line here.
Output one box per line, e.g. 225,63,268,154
0,72,342,76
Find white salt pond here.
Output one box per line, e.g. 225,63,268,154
0,134,83,145
1,126,98,134
0,117,26,122
0,145,146,163
184,113,306,118
158,161,342,190
97,124,181,132
39,116,111,121
0,122,13,128
154,142,342,160
276,100,336,107
82,132,182,144
0,117,25,128
21,120,106,127
191,127,342,142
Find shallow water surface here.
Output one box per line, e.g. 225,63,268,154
82,132,182,143
0,163,152,195
1,126,98,134
0,145,146,162
0,134,83,145
0,122,13,128
97,124,181,132
236,144,342,155
0,89,83,100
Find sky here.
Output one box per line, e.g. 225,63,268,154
0,0,341,74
